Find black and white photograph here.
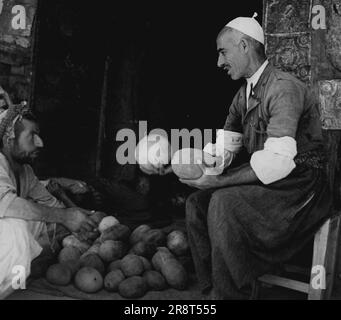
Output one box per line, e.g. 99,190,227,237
0,0,340,305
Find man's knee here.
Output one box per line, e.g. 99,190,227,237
6,217,27,229
185,191,209,222
186,192,200,209
207,189,234,226
0,218,42,263
0,218,34,254
186,192,199,223
0,219,34,298
3,218,31,240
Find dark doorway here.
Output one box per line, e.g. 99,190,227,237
32,1,263,180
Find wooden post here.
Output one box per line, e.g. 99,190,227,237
29,0,41,110
95,55,111,178
308,215,341,299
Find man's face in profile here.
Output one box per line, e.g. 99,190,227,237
217,30,248,80
11,119,44,164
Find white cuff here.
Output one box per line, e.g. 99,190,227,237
216,129,243,154
264,136,297,158
203,142,216,155
203,130,242,171
250,136,297,184
203,130,243,156
250,150,296,184
203,144,234,173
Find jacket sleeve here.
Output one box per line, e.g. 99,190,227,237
250,80,304,184
25,166,65,209
223,89,244,134
0,164,18,218
266,79,305,138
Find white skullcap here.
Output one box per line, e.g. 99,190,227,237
225,12,264,45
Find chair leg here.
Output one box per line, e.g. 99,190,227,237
308,216,341,300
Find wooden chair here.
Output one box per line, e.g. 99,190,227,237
251,213,341,300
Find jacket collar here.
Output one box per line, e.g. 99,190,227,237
246,60,269,91
244,63,274,116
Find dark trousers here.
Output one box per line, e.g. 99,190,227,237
186,189,251,299
186,167,332,299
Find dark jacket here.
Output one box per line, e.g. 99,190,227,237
223,63,324,167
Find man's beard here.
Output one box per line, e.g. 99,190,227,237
13,150,39,165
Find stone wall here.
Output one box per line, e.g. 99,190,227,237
0,0,38,104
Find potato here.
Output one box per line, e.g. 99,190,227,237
107,259,122,273
167,230,189,256
130,241,156,258
77,230,100,242
104,269,125,292
143,270,167,291
121,254,144,277
98,216,120,233
160,258,188,290
81,243,101,258
62,259,81,276
151,247,174,271
58,247,81,264
80,254,105,275
139,256,152,271
74,267,103,293
98,240,127,262
142,229,166,247
89,211,107,224
100,224,131,242
171,148,210,179
93,237,102,245
46,264,72,286
129,224,151,245
62,235,90,254
118,276,148,299
151,247,188,289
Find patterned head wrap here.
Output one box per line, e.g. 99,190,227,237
0,87,29,141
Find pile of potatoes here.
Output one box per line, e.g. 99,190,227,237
45,212,192,298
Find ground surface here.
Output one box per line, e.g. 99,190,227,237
4,218,341,300
6,285,307,300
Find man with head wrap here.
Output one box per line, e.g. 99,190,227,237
180,14,332,299
0,87,97,299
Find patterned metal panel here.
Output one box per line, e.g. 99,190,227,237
264,0,312,34
266,34,311,83
319,80,341,129
326,0,341,72
264,0,313,83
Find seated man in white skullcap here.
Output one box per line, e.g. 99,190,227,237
180,14,332,299
0,88,97,299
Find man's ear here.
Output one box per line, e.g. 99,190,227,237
3,134,13,148
240,38,249,53
1,135,7,148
